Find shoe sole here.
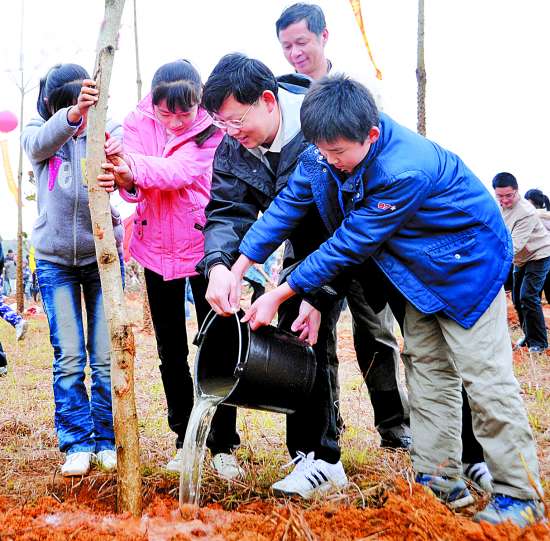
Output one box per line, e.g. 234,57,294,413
272,480,348,500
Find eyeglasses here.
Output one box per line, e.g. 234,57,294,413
211,103,255,131
495,191,517,200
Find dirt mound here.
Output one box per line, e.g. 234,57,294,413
0,481,547,540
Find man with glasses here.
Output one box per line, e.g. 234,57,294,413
197,53,347,498
493,172,550,352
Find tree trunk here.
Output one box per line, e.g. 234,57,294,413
16,0,25,314
416,0,427,136
133,0,142,102
86,0,142,516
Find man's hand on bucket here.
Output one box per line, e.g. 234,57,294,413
206,264,241,316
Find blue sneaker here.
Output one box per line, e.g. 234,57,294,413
474,494,545,528
416,473,474,509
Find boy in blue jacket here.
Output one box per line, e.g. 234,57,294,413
232,75,544,527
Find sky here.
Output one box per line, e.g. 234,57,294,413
0,0,549,238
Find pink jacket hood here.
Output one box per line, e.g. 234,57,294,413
120,93,223,280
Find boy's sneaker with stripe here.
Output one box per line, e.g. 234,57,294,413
474,494,545,528
462,462,493,492
271,451,348,499
416,473,474,509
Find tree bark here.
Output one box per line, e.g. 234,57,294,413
16,0,25,314
133,0,142,102
416,0,427,136
86,0,142,516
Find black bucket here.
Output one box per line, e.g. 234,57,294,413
195,310,317,414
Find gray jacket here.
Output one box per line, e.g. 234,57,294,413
3,257,16,280
22,108,123,267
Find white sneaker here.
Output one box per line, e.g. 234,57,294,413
95,449,117,472
0,365,7,377
165,448,185,473
462,462,493,492
271,451,348,499
15,319,28,341
211,453,244,480
61,452,92,476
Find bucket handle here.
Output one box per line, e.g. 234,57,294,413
194,309,219,347
194,309,246,379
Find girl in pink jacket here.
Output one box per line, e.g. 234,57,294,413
100,60,240,476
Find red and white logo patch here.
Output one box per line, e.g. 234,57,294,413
377,202,396,211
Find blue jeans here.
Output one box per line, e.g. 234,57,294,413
36,259,115,454
512,256,550,349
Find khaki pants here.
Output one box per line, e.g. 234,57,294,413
402,288,542,500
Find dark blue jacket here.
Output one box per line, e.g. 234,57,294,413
240,113,512,329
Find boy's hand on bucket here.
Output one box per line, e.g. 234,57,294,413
291,301,320,346
206,265,241,316
242,283,296,331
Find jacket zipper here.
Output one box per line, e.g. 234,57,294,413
73,138,79,265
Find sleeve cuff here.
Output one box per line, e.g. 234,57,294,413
66,109,83,128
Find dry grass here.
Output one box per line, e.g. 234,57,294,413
0,292,548,516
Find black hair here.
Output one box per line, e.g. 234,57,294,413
492,172,518,190
37,63,90,120
151,59,202,113
524,188,550,210
202,53,278,114
276,3,326,36
300,74,379,144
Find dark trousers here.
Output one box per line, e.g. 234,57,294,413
325,282,409,437
354,264,485,464
144,269,239,453
278,295,341,464
346,279,409,430
512,257,550,349
0,341,6,368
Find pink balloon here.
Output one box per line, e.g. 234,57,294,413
0,111,18,133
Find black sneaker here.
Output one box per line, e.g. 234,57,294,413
379,423,412,450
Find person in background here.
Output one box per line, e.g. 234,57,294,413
184,278,194,320
98,60,239,478
0,241,4,376
22,63,124,477
493,173,550,352
234,75,544,527
23,257,32,300
0,237,29,378
525,188,550,303
3,250,16,295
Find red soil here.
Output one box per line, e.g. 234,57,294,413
0,481,548,540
